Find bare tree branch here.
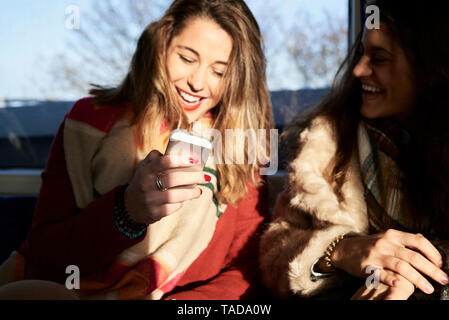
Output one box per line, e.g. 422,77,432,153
39,0,166,99
272,7,347,88
37,1,347,100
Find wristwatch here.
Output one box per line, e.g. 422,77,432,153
310,257,334,281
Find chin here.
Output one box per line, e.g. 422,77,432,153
184,109,203,123
360,105,385,119
360,109,376,119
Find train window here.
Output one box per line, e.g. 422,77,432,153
0,0,350,196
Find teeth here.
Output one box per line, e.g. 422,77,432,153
362,84,383,93
179,90,201,104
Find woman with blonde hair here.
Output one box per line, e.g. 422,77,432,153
0,0,273,300
260,0,449,300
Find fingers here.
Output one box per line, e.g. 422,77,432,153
387,229,443,268
382,273,415,300
351,280,392,300
158,171,207,190
128,187,202,225
378,268,400,287
383,256,435,294
153,187,203,205
354,269,415,301
351,285,378,300
143,152,199,173
128,150,205,225
365,266,399,288
144,188,201,223
395,246,449,286
383,229,449,289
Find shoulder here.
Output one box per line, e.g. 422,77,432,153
298,115,336,147
288,115,337,172
282,114,336,163
65,97,128,134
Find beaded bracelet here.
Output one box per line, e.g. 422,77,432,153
113,185,147,239
323,234,347,270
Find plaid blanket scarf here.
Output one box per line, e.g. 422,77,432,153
357,118,417,234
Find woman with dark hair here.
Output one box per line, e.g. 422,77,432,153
0,0,273,299
260,0,449,300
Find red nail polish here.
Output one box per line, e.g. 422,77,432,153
199,189,203,195
204,174,211,182
189,157,199,164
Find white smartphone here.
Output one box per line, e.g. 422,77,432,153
164,129,212,172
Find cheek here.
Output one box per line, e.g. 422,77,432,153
389,74,413,102
166,61,175,81
210,79,225,100
166,56,183,82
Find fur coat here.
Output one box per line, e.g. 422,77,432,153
259,116,370,298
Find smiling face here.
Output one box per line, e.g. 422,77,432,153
353,23,416,120
166,17,233,123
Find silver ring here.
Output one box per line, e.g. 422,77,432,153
155,174,167,191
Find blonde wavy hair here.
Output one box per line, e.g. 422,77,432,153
90,0,273,205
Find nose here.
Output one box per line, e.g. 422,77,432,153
353,56,373,78
187,66,207,92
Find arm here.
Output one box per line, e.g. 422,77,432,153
163,181,269,300
259,117,369,298
24,120,145,283
259,189,357,298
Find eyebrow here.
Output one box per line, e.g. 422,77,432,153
177,45,229,66
368,46,394,56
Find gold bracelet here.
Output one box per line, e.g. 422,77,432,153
323,234,347,270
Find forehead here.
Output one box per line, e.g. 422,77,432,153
362,22,395,51
361,22,414,76
171,17,233,62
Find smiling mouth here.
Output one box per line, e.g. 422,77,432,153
361,84,385,100
362,84,385,94
176,87,205,111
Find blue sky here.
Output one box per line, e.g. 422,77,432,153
0,1,88,99
0,0,347,100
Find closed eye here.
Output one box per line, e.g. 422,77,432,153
179,55,194,63
370,56,391,64
213,70,225,78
